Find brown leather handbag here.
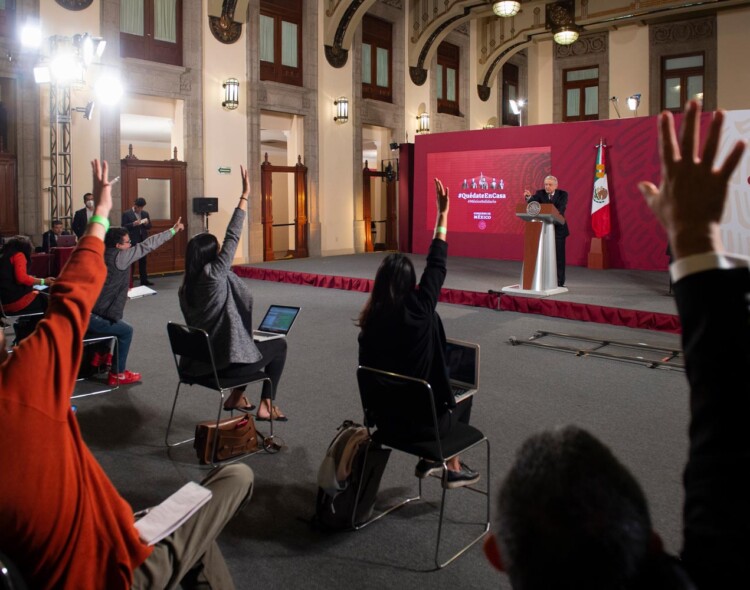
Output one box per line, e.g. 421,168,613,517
194,414,258,464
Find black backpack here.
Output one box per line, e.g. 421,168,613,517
314,420,391,530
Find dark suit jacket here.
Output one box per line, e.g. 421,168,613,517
528,189,570,237
41,230,71,253
121,209,152,243
71,208,89,239
676,265,750,588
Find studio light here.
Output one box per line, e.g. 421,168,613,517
627,93,641,116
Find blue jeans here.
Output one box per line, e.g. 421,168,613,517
87,313,133,372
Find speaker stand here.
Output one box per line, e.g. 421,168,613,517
202,212,211,233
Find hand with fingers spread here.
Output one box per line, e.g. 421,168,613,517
639,100,746,260
86,159,115,242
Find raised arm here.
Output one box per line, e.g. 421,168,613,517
213,165,250,272
639,100,749,588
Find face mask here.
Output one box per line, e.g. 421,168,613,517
86,200,94,208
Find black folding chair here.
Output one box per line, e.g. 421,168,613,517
165,322,278,466
355,365,491,569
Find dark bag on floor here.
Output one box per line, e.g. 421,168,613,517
314,420,391,530
194,414,258,464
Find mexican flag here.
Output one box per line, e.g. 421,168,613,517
591,143,611,238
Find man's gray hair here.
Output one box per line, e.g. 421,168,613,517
545,175,558,184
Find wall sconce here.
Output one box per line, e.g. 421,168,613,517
627,93,641,116
416,112,430,134
492,1,521,17
222,78,239,110
334,97,349,123
509,99,526,126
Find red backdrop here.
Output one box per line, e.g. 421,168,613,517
412,112,711,271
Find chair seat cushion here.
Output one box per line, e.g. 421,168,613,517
372,423,485,462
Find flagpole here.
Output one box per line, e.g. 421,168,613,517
588,138,611,270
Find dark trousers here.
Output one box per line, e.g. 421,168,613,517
215,338,287,400
137,255,148,283
555,234,567,286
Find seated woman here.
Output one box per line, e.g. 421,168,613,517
179,165,288,421
0,236,55,316
357,178,479,489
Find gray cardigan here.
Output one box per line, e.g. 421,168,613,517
179,208,261,372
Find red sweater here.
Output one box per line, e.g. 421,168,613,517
2,251,38,313
0,236,152,589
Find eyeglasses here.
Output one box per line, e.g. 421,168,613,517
121,239,132,245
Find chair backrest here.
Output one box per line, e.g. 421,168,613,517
356,366,439,440
166,322,219,381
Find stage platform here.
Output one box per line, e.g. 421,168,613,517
233,252,680,333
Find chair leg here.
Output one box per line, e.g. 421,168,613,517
165,382,192,447
350,442,422,531
433,438,491,569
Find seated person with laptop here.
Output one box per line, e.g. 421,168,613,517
358,178,480,489
179,165,289,422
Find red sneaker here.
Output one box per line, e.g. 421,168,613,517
90,352,103,367
108,370,142,386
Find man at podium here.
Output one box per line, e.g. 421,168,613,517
524,176,569,287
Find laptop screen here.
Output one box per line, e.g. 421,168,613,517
444,340,479,389
55,234,77,248
258,305,300,335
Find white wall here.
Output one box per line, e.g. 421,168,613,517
526,40,553,125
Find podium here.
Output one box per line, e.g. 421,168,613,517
502,202,568,297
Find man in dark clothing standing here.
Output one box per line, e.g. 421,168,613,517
72,192,94,239
122,197,154,286
524,176,569,287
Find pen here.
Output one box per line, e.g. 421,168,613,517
110,176,120,185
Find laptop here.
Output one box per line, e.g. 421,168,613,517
444,338,480,403
253,305,301,342
55,234,77,248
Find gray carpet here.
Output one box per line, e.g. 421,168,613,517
71,257,687,590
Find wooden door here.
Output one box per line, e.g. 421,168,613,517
120,158,187,274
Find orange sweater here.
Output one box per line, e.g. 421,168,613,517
0,236,152,589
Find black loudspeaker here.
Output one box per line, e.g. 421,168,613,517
193,197,218,214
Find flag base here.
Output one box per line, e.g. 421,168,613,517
588,237,609,269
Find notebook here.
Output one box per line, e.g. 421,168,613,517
253,305,301,341
444,338,480,403
55,234,77,248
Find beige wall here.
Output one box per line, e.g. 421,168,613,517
608,25,650,120
318,13,355,256
526,40,553,126
717,9,750,110
201,0,249,262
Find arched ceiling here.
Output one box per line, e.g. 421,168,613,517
323,0,750,100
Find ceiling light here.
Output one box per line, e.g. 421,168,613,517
492,1,521,17
553,26,580,45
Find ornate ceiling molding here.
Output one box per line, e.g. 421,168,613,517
54,0,93,10
209,0,243,45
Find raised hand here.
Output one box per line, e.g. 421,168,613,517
172,217,185,233
435,178,449,215
639,100,746,259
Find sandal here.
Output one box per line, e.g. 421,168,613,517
256,405,288,422
223,396,256,413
